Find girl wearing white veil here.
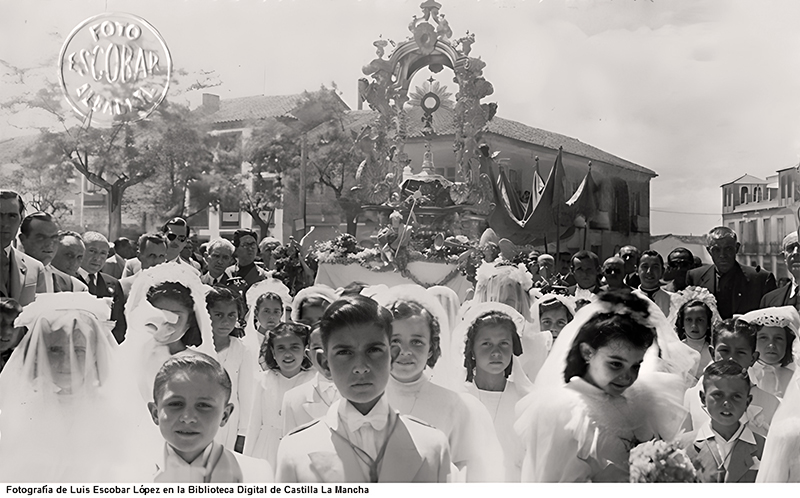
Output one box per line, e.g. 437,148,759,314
514,289,691,482
454,302,533,482
242,277,292,362
120,262,216,401
0,293,143,482
373,284,504,482
470,261,552,383
530,293,577,342
756,335,800,481
290,284,337,326
426,285,461,386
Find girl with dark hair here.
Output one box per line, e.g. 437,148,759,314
245,322,314,471
515,289,690,482
458,303,530,482
242,278,292,369
667,286,721,386
738,306,800,399
374,285,504,482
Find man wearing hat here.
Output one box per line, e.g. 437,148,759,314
225,228,270,290
761,231,800,310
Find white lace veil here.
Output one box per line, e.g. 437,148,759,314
532,289,700,393
665,285,722,333
426,285,461,382
529,292,578,337
290,284,337,323
0,293,144,481
445,301,535,393
120,262,215,400
242,277,292,356
754,308,800,482
372,284,453,387
473,262,534,321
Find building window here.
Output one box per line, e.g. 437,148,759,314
754,186,762,202
740,186,749,204
763,218,770,243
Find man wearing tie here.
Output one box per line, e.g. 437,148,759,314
686,226,776,319
17,212,86,293
761,231,800,309
201,238,236,286
0,190,46,306
78,231,122,300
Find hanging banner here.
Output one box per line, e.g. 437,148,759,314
58,12,172,125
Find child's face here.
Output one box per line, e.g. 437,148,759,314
756,326,787,366
322,323,391,415
540,308,569,338
299,304,325,327
272,333,305,378
682,306,709,342
0,314,24,353
390,316,431,383
712,331,758,369
45,329,87,393
151,297,192,339
256,299,282,331
147,371,233,464
208,301,238,339
581,338,646,397
701,376,752,430
472,324,514,377
306,328,329,378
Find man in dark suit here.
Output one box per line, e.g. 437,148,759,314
761,231,800,309
663,247,694,292
0,191,46,306
78,231,123,300
686,226,776,319
566,250,602,298
225,229,269,291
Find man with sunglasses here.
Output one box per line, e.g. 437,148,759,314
122,217,199,277
663,248,694,292
599,256,628,291
686,226,776,319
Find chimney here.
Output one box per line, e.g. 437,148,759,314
202,93,220,113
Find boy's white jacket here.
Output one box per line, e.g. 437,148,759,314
275,399,451,483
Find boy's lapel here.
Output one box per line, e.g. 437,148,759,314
694,440,723,483
378,415,423,483
309,406,365,483
726,440,759,483
303,382,329,420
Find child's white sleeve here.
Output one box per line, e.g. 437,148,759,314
238,346,257,436
243,374,264,456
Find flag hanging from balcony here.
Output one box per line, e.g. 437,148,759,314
487,147,576,245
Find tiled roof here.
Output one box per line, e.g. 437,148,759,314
651,233,707,245
721,174,768,186
345,107,654,176
202,94,306,124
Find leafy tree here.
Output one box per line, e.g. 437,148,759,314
6,152,75,223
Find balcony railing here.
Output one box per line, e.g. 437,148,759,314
741,241,784,255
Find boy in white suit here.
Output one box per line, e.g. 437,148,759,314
276,294,451,483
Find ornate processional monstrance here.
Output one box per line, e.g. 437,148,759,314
353,0,498,242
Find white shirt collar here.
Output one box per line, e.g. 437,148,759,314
3,246,10,258
696,420,756,445
337,393,390,432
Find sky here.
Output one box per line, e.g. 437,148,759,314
3,0,800,236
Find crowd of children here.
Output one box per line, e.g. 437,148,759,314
3,233,800,484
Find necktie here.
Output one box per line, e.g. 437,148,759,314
87,274,97,295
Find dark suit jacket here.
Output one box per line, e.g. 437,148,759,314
760,283,791,308
680,428,765,483
77,271,121,299
49,266,88,293
686,263,776,318
1,247,47,306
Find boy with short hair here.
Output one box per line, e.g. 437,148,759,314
275,294,451,483
680,360,765,483
281,325,341,435
683,319,780,436
148,351,271,482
